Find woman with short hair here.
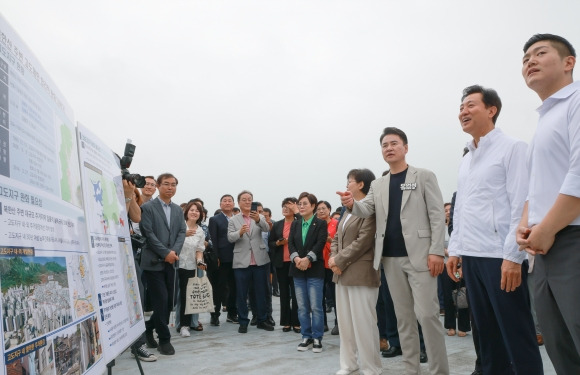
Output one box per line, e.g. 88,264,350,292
289,192,328,353
330,169,382,375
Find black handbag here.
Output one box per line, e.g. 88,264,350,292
203,245,218,271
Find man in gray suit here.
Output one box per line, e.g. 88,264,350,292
140,173,186,356
338,127,449,375
227,190,274,333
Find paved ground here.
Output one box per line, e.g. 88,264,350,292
107,297,555,375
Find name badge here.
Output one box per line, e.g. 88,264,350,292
400,183,417,191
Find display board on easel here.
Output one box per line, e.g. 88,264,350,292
0,14,143,375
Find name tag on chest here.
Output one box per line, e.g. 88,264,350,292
400,183,417,191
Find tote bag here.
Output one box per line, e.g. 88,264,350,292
184,274,214,314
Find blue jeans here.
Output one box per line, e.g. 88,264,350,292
294,276,324,340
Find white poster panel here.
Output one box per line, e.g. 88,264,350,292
0,15,105,375
76,124,145,363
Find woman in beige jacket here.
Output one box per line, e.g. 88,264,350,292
329,168,381,375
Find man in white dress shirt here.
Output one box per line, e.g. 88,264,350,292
447,85,543,375
518,33,580,374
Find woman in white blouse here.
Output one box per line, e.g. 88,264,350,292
178,201,207,337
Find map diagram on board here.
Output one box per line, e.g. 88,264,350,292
67,255,95,319
83,166,126,235
58,122,83,208
119,241,142,325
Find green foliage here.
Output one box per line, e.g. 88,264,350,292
0,257,66,292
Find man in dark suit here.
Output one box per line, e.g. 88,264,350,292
208,194,238,326
139,173,186,356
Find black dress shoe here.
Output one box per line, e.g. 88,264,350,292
273,291,280,297
210,315,220,326
226,314,239,324
282,326,292,332
267,316,276,326
420,351,428,363
238,325,248,333
382,346,402,358
157,342,175,355
293,326,301,333
250,316,257,326
470,370,483,375
145,331,158,348
324,324,329,332
257,321,274,331
331,325,339,335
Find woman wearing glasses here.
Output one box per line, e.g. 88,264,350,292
269,197,301,333
329,169,382,375
289,192,328,353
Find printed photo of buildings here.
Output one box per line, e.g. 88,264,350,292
1,256,71,349
79,316,102,372
53,325,82,375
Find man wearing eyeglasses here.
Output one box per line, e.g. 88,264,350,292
139,173,187,356
141,176,157,203
338,127,448,375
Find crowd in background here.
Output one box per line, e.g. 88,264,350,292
121,33,579,375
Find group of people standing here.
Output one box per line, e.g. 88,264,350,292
125,33,578,375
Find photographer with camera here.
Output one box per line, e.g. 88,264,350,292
126,184,158,362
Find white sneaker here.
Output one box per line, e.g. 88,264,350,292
180,326,190,337
297,338,313,351
312,338,322,353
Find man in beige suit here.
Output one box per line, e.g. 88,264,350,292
338,127,448,375
227,190,273,333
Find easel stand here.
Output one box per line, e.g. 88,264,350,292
105,347,145,375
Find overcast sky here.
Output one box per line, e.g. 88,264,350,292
1,1,578,218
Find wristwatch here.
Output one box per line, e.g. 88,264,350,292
125,197,132,203
306,255,314,263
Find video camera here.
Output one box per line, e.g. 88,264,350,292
120,139,146,188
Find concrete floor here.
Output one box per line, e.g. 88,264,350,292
107,298,555,375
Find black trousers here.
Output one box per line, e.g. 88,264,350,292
270,262,279,293
212,261,237,316
463,256,542,375
276,262,299,327
442,269,470,332
177,268,198,328
143,264,177,344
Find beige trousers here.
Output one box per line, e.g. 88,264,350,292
336,279,382,375
383,256,449,375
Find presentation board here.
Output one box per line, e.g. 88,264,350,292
76,124,145,362
0,14,143,375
